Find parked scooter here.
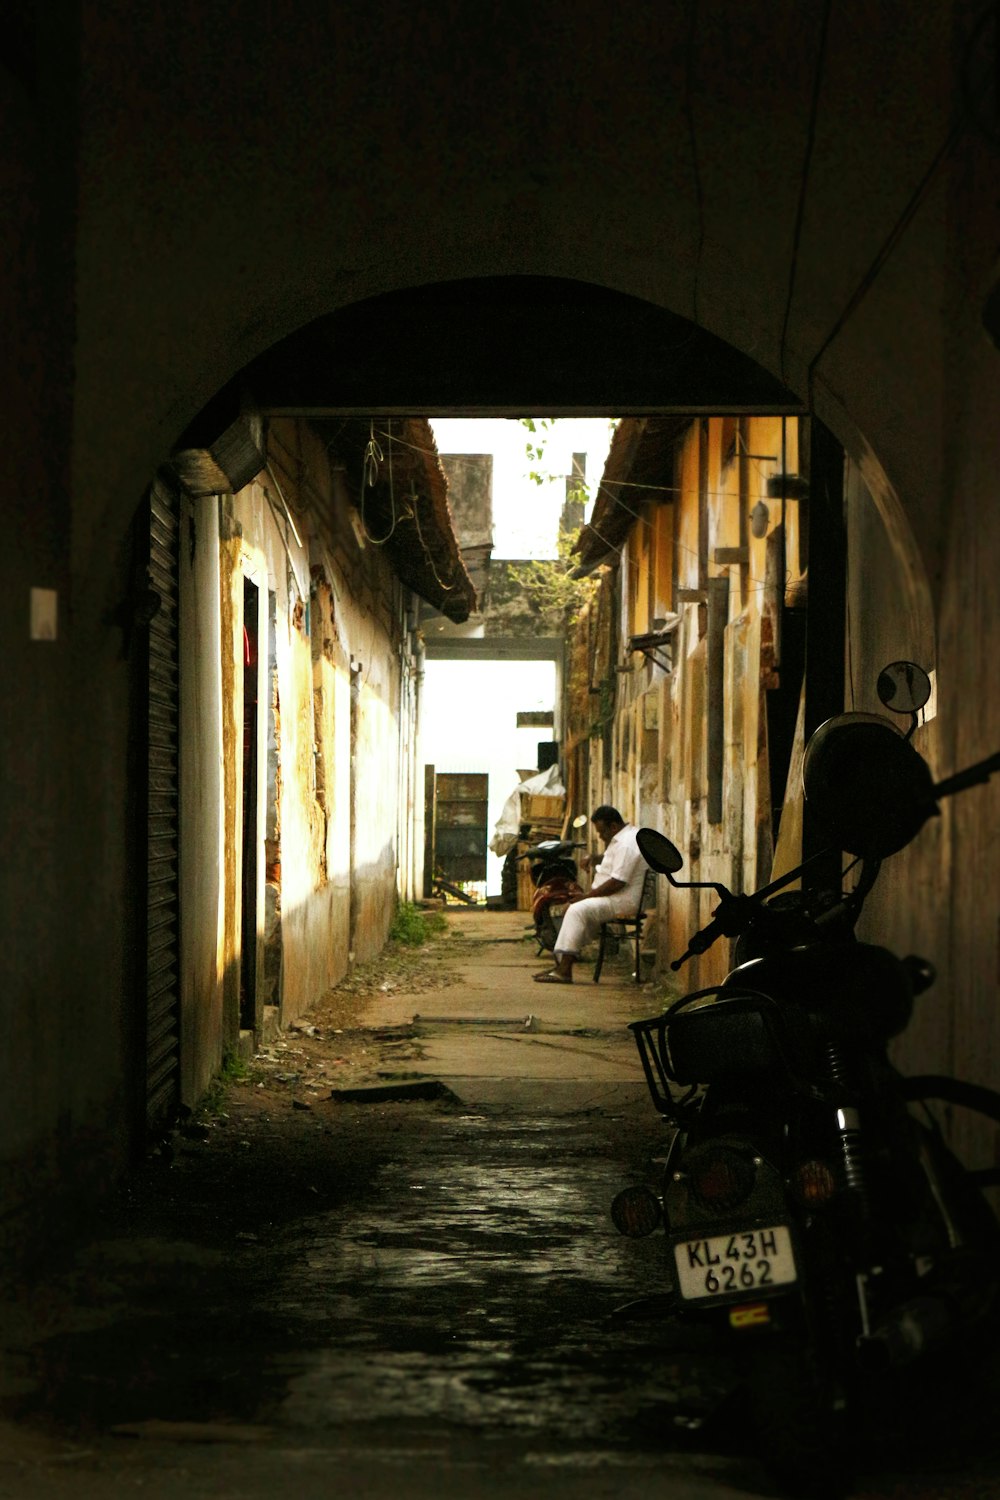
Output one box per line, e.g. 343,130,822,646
611,663,1000,1494
517,815,588,952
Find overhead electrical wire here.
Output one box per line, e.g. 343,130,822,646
806,4,993,400
807,119,971,401
411,487,456,593
265,419,463,615
779,0,833,386
264,459,304,549
358,418,400,545
331,420,462,601
376,423,792,597
376,425,785,512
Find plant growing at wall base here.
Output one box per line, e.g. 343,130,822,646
199,1048,253,1115
390,900,448,946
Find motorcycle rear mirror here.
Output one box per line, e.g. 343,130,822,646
571,814,589,828
636,828,685,879
876,661,932,716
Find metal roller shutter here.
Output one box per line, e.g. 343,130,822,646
145,477,181,1129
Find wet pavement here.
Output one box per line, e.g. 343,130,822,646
3,909,1000,1498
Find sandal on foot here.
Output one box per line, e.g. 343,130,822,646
533,970,572,984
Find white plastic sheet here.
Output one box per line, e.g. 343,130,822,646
489,763,566,856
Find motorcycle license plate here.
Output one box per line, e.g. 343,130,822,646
673,1225,797,1301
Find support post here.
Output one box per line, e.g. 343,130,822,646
803,420,846,876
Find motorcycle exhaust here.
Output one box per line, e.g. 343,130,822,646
857,1294,956,1372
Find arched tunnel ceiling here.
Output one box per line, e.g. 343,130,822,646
236,277,804,417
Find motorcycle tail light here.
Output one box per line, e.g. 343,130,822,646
610,1185,662,1238
688,1148,756,1213
790,1159,837,1206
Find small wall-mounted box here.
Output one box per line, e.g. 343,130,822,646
30,588,58,641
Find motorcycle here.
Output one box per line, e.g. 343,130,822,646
516,830,585,953
610,662,1000,1494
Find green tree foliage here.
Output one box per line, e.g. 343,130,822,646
520,416,556,484
506,528,598,625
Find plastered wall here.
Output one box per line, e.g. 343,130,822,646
2,0,998,1242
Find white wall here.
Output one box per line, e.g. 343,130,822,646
429,418,615,559
422,658,558,894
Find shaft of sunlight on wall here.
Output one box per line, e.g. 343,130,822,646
422,658,558,894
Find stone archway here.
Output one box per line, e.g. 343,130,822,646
8,0,997,1262
172,272,935,681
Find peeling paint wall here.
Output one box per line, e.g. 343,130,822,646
7,0,999,1258
566,416,807,988
568,415,1000,1168
177,418,424,1100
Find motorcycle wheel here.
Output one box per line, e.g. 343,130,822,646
742,1337,849,1498
912,1118,1000,1324
536,907,563,953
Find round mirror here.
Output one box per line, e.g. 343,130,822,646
803,713,936,858
571,813,589,828
636,827,685,875
876,661,932,716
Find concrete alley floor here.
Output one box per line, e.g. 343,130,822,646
3,908,1000,1500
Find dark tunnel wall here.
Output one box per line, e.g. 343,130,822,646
1,0,998,1242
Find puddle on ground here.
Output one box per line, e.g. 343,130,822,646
10,1103,693,1449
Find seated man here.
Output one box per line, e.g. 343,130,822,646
534,805,645,983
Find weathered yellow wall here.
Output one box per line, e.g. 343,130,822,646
9,0,999,1251
353,666,401,964
567,415,809,987
198,420,417,1049
264,423,410,1016
571,411,1000,1173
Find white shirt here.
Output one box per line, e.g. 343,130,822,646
595,824,646,911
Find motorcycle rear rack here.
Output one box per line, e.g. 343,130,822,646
629,988,818,1121
628,1010,689,1119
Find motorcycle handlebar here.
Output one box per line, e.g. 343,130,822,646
671,915,726,970
933,749,1000,801
663,729,1000,971
670,873,861,970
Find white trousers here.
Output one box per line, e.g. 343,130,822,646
554,895,635,959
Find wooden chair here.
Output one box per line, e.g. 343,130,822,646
592,869,657,984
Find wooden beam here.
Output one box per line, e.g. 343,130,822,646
707,576,729,825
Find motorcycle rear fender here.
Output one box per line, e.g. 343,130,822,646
532,880,581,915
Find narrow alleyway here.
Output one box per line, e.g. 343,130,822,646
3,911,1000,1500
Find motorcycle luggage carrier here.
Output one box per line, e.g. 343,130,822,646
629,1011,680,1118
629,988,807,1120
